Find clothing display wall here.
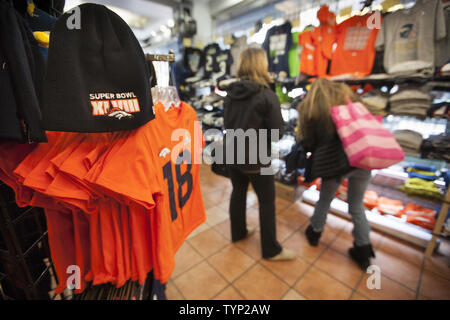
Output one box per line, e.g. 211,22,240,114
0,2,206,299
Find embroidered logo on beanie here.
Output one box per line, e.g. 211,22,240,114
42,3,155,133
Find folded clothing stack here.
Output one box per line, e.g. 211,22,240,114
393,129,423,156
404,163,438,181
399,178,444,201
389,89,432,119
361,90,389,116
421,134,450,162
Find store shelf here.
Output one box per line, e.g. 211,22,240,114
301,188,435,249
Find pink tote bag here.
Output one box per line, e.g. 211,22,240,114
330,100,404,170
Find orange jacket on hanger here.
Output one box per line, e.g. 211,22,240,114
298,30,317,76
312,5,337,77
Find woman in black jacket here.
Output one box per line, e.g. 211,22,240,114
298,78,375,270
223,47,296,261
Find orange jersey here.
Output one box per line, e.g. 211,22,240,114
298,30,317,76
311,25,336,77
330,14,380,77
89,101,206,283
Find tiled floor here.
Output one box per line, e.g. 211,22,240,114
166,164,450,300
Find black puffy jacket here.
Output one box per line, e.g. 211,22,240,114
223,80,284,172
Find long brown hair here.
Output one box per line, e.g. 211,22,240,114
237,47,272,88
297,78,364,140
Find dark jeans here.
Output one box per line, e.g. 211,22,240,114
228,167,282,258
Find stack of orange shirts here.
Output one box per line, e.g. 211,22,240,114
0,102,206,294
401,203,437,231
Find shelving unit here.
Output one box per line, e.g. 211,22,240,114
288,75,449,256
0,182,60,300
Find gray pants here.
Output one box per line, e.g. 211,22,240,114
310,168,372,246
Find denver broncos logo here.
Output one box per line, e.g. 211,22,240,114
159,148,171,158
107,107,133,119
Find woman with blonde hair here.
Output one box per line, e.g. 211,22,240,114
223,46,296,261
298,78,375,270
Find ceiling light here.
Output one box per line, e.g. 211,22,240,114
167,19,175,28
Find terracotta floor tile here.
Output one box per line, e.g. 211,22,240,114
315,248,364,288
246,206,261,230
213,219,232,241
326,214,350,232
260,256,310,286
342,223,384,248
424,257,450,281
275,197,292,213
294,267,353,300
217,198,230,212
377,235,424,268
233,230,263,260
275,217,297,243
371,250,421,291
419,269,450,300
205,205,229,227
233,264,290,300
282,230,326,263
277,207,309,230
172,242,204,278
298,221,340,246
356,273,416,300
350,292,369,300
173,261,228,300
165,281,184,300
186,222,210,240
424,240,450,281
213,285,245,300
330,230,355,256
333,226,384,255
246,191,259,208
208,245,255,282
188,228,230,258
203,197,218,210
282,289,307,300
203,190,230,208
289,201,315,218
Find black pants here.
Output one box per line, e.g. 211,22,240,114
228,167,282,258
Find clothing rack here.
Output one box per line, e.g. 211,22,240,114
0,182,61,300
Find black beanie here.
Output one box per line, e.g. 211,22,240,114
42,3,155,132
